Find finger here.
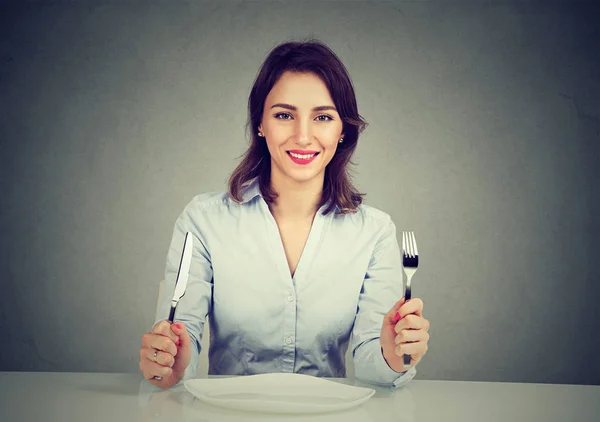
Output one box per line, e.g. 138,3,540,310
397,297,424,319
145,348,175,368
170,322,190,349
395,328,430,345
152,320,179,343
395,315,429,333
395,340,428,357
385,297,405,323
140,359,173,381
141,333,177,356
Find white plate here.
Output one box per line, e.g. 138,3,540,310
183,373,376,414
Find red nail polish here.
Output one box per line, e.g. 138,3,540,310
174,323,181,329
175,339,180,347
394,312,401,321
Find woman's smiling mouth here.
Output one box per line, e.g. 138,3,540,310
287,150,319,165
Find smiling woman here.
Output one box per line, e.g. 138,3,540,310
229,41,367,215
139,39,431,390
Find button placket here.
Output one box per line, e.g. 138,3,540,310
280,289,298,372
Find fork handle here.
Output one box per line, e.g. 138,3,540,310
403,280,412,367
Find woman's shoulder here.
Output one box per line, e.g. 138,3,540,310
331,203,399,247
348,203,394,225
192,190,231,207
176,179,259,224
337,203,397,235
178,189,236,217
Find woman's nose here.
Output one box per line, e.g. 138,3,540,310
294,120,313,145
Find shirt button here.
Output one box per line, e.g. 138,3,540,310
287,295,294,302
285,336,293,345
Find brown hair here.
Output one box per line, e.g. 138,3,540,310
228,39,367,215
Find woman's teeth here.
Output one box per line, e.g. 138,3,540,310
289,152,316,159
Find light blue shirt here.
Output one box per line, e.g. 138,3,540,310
154,177,417,388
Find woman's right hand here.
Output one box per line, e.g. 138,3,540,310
139,320,192,389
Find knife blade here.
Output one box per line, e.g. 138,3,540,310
167,231,193,324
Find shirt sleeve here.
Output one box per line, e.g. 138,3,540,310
153,200,213,381
351,216,417,388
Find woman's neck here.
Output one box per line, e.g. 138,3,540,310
268,171,324,222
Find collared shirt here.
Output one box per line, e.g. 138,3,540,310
154,177,416,388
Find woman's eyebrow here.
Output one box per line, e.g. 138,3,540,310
270,103,337,112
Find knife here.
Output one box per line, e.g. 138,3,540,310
153,232,193,381
168,231,193,323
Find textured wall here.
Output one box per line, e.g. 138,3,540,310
1,0,598,385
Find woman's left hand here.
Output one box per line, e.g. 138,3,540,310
380,297,430,373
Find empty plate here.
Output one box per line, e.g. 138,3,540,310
184,373,376,414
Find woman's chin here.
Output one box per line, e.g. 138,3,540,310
282,168,325,185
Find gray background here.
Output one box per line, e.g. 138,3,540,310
1,0,598,386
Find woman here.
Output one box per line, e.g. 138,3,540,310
139,40,430,389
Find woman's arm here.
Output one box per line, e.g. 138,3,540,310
351,217,417,388
154,202,214,382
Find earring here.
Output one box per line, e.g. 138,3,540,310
258,132,264,137
339,137,344,143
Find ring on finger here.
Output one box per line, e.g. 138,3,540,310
151,350,163,381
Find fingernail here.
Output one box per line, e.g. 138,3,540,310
394,312,401,321
175,339,180,346
173,323,181,329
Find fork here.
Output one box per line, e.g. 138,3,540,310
401,231,419,367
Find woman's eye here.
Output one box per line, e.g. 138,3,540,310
316,115,333,122
274,113,333,121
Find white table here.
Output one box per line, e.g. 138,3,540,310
0,372,598,422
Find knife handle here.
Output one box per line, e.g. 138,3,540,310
152,305,178,382
168,305,176,324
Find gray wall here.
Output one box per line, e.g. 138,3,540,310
1,0,598,386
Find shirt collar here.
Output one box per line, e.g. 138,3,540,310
239,177,262,204
238,176,341,215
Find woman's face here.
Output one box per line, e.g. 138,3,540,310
259,71,344,187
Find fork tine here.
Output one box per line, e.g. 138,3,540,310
401,231,405,255
410,231,418,257
413,232,419,256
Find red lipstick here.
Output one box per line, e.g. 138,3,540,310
287,150,319,165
